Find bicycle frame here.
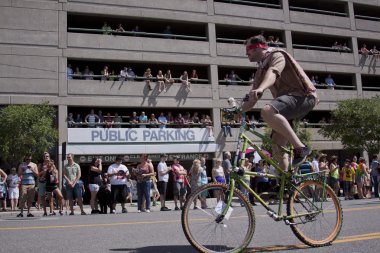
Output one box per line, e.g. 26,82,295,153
222,112,325,221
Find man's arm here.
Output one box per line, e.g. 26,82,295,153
73,165,81,185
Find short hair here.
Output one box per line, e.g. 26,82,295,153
373,154,378,159
359,157,365,163
345,159,351,163
245,35,267,46
224,151,231,158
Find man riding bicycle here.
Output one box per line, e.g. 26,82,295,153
242,34,318,171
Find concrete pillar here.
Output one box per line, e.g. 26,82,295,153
207,0,215,16
208,23,217,57
285,30,293,56
282,0,290,24
351,36,359,66
346,2,356,31
58,105,68,189
354,73,363,98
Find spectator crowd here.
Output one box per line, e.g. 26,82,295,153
1,151,379,217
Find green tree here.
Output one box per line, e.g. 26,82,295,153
261,120,312,154
319,96,380,154
0,102,59,164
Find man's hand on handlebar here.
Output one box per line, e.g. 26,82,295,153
241,89,263,112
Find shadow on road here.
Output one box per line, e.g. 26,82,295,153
110,243,314,253
110,245,196,253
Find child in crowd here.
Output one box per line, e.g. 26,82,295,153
342,159,355,200
7,168,20,211
97,173,111,214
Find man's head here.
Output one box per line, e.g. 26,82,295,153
115,156,123,164
224,151,231,159
160,153,168,161
245,35,268,62
227,97,237,107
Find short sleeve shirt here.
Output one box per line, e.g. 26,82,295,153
253,48,316,98
64,163,80,183
107,163,129,185
157,162,169,182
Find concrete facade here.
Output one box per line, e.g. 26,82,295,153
1,0,380,161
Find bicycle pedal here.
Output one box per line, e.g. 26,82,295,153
284,220,296,225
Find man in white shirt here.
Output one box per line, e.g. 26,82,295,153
157,154,171,211
312,153,321,173
107,156,129,214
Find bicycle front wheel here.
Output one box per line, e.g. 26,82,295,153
287,180,343,247
181,183,255,253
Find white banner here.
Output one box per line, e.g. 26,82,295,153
68,128,214,144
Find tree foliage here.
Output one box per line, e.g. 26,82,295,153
0,102,59,164
319,96,380,154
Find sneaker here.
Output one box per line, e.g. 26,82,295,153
27,213,34,217
43,212,48,217
49,211,56,216
160,206,171,211
17,213,23,217
111,209,116,214
59,211,63,216
145,209,151,213
81,211,86,215
69,211,74,216
137,210,141,213
174,207,180,211
293,146,311,167
122,208,128,213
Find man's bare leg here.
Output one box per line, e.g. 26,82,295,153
271,132,289,171
261,105,304,148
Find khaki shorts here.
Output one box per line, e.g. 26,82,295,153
21,184,35,203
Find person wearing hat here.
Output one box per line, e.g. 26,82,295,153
171,156,187,210
157,154,171,211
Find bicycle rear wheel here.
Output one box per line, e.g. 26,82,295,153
287,180,343,247
181,183,255,253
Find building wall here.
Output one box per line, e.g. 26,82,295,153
1,0,380,159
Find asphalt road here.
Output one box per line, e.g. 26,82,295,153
0,198,379,253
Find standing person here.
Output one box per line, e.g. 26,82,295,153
17,153,38,217
107,156,129,214
45,160,64,216
38,152,51,216
189,159,206,209
171,156,187,210
133,154,154,213
356,157,367,199
342,159,355,200
312,153,321,173
6,168,20,211
63,153,86,215
212,158,226,202
0,168,7,211
97,173,111,214
89,158,102,214
240,158,252,198
328,156,340,196
242,34,318,171
222,151,232,184
157,154,171,211
369,155,379,198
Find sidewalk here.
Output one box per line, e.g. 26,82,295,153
0,200,183,218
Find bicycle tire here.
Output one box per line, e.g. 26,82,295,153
287,180,343,247
181,183,255,253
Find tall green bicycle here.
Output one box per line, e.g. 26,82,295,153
181,98,343,253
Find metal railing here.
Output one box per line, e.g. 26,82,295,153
68,27,208,41
355,15,380,22
216,37,285,47
215,0,281,9
68,74,209,83
289,6,347,17
293,44,352,52
67,122,209,128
